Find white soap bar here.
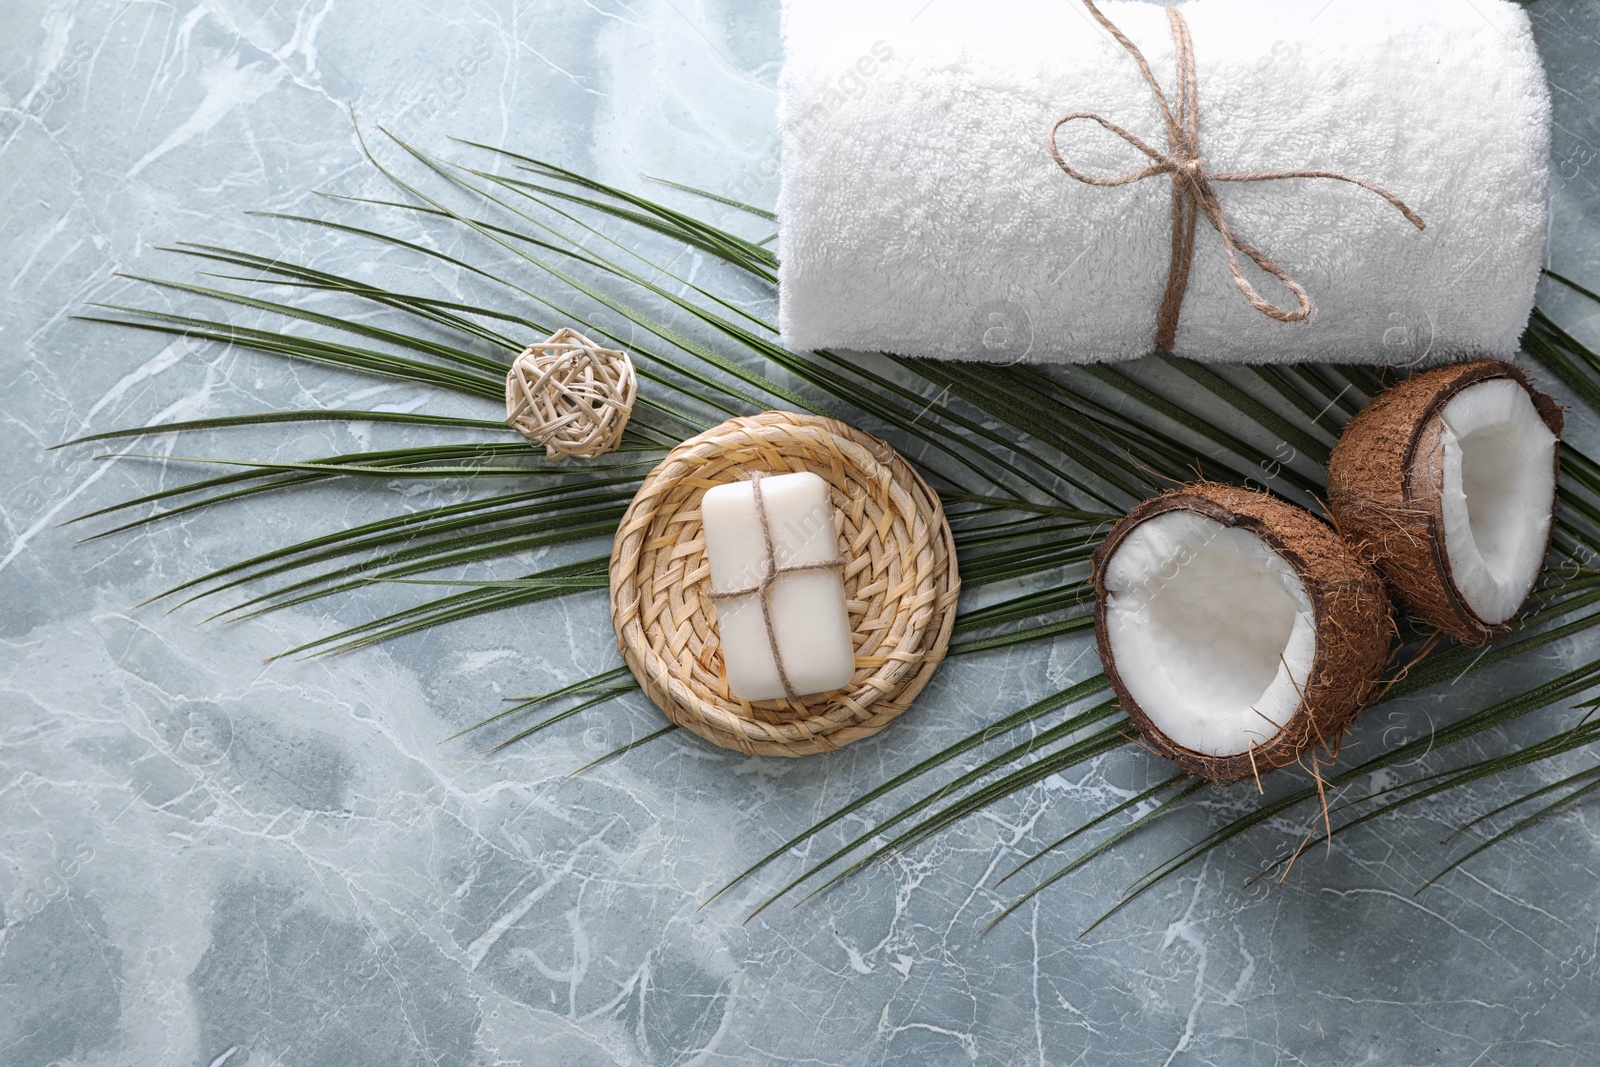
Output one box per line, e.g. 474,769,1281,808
701,471,855,702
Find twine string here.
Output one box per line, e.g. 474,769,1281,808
707,471,847,700
1048,0,1426,351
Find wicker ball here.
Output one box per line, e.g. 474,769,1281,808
609,411,960,757
505,328,637,460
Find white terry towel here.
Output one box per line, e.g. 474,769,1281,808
776,0,1551,365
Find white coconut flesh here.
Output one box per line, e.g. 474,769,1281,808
1102,510,1318,758
1435,378,1558,626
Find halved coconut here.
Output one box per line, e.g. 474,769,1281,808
1328,361,1562,644
1093,483,1393,782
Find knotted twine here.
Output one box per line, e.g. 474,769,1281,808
707,471,847,700
1048,0,1426,352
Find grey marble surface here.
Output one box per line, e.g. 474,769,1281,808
5,1,1600,1065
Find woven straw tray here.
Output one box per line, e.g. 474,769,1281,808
609,411,960,757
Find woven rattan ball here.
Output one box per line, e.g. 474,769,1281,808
505,328,637,460
609,411,960,757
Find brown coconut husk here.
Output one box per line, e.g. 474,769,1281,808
1327,360,1563,644
1091,483,1394,784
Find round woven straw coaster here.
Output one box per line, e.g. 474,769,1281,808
609,410,960,757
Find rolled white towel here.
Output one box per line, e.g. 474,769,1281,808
777,0,1550,364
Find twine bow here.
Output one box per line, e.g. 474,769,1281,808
1048,0,1426,351
707,471,847,700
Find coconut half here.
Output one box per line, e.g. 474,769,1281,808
1093,484,1392,782
1328,361,1562,644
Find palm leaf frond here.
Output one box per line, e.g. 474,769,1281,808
69,131,1600,935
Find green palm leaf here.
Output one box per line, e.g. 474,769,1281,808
65,131,1600,936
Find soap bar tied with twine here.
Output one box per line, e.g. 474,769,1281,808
1048,0,1427,352
706,471,849,701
